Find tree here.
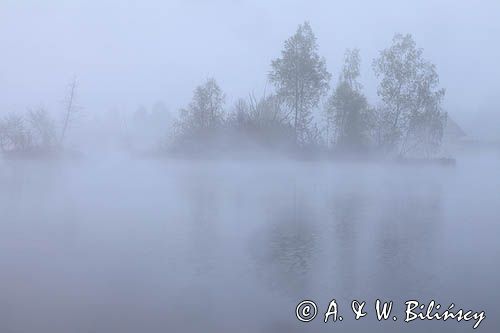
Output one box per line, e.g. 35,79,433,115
226,93,294,148
0,109,58,153
325,49,370,152
373,34,446,156
229,93,289,129
0,112,32,152
60,77,80,145
0,118,6,152
175,78,225,138
28,107,57,150
269,22,331,144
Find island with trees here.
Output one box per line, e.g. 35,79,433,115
1,22,452,163
170,22,449,162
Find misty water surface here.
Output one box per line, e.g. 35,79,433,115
0,152,499,332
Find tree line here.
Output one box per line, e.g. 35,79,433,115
172,22,447,158
1,22,447,159
0,78,80,155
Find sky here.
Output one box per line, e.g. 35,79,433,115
1,0,499,138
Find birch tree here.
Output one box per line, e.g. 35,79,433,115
176,78,225,137
373,34,446,156
60,77,80,145
325,49,370,151
269,22,331,144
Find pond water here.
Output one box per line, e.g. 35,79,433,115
0,151,499,332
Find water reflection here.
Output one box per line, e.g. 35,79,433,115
0,158,498,332
329,192,366,298
374,183,443,298
255,194,318,297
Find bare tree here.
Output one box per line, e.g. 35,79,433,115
0,112,32,152
224,93,295,149
28,107,57,150
60,77,80,145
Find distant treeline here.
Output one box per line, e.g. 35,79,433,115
0,78,79,156
1,22,447,159
171,22,447,158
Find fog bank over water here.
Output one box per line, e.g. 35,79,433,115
1,1,500,332
2,0,500,141
1,152,499,332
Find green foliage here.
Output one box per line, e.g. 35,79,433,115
176,78,225,137
167,28,448,159
269,22,331,144
373,34,446,156
325,49,371,152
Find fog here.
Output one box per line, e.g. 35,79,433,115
2,0,500,140
1,1,500,332
1,153,499,332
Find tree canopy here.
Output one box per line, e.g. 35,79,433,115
269,22,331,144
373,34,446,156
